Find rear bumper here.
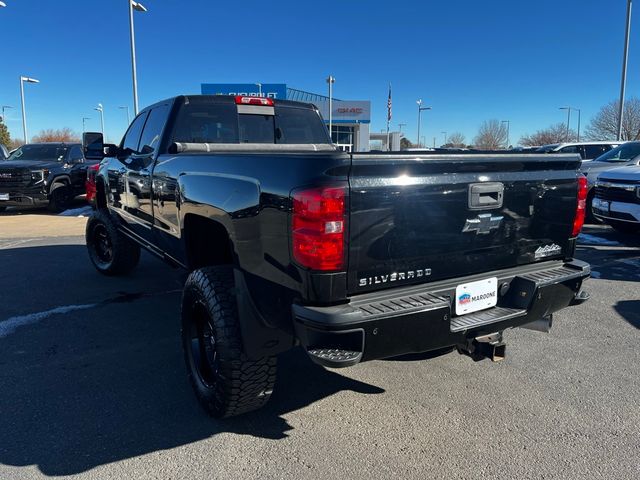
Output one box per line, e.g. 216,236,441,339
293,259,590,368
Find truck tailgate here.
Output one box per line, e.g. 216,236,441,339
347,154,581,295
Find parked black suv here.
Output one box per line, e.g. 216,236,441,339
0,142,97,212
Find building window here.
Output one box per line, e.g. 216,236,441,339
331,125,354,151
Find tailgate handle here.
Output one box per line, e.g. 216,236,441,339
469,182,504,210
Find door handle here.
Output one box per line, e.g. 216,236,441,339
468,182,504,210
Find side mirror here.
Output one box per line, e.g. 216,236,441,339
83,132,104,160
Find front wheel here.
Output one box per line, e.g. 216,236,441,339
609,220,640,234
85,210,141,275
47,183,73,212
181,266,277,418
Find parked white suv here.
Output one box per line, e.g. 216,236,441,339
537,141,623,161
592,165,640,233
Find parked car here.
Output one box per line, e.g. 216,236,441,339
0,144,9,160
83,94,590,418
0,142,97,212
536,141,622,160
592,165,640,233
581,141,640,221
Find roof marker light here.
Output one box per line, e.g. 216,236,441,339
234,96,274,106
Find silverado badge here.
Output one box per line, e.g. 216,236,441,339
462,213,503,235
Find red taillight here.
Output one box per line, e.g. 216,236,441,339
234,95,274,106
292,185,346,271
572,175,588,237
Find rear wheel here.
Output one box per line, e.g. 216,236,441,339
47,183,73,212
181,266,277,418
86,210,140,275
609,220,640,234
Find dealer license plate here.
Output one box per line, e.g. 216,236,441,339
455,277,498,315
0,193,9,201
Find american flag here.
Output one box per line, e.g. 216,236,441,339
387,83,392,122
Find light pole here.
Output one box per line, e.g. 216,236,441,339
95,103,105,136
20,76,39,143
560,107,572,141
1,105,12,123
326,75,335,142
416,99,432,147
255,83,262,97
129,0,147,115
82,117,91,133
119,105,131,124
501,120,510,149
576,109,581,142
441,131,447,145
618,0,633,140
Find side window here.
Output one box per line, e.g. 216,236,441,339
120,112,149,157
559,145,579,154
70,145,84,161
584,145,606,159
138,104,170,155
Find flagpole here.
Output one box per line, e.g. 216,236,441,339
386,83,392,151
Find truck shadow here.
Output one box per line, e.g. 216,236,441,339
613,300,640,329
0,244,384,477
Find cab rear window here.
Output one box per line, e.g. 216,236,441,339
171,103,330,145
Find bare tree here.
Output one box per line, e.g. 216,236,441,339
400,137,415,150
0,117,10,146
8,138,24,150
584,97,640,141
442,132,466,148
520,123,577,146
31,128,80,143
473,120,507,150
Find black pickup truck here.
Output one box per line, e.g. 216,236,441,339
83,94,590,418
0,142,94,212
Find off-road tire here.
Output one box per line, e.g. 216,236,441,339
47,182,73,212
0,206,6,213
609,220,640,234
85,209,141,275
181,266,277,418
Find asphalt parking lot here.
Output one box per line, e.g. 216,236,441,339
0,212,638,480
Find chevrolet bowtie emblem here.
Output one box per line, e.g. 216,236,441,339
462,213,503,234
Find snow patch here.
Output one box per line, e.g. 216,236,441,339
58,206,93,217
578,233,621,246
0,304,96,338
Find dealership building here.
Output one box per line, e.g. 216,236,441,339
201,83,377,152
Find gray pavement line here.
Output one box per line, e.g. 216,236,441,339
0,289,182,338
0,238,46,249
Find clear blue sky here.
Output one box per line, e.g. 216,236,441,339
0,0,636,145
